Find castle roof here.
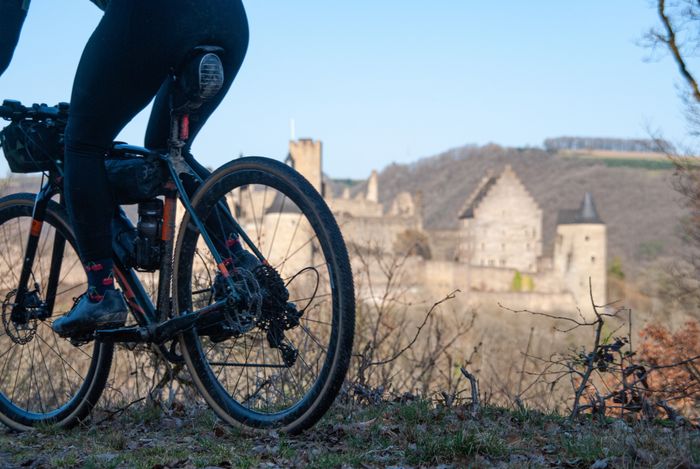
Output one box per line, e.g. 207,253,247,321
458,173,498,219
458,165,533,219
557,192,603,224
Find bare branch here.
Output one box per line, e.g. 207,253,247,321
658,0,700,102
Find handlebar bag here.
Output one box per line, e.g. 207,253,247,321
0,120,61,173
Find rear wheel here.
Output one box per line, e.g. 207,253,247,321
174,157,355,433
0,194,113,430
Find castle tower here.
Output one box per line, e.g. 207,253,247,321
289,139,323,194
366,170,379,203
554,192,607,313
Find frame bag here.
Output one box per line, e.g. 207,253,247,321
105,155,168,205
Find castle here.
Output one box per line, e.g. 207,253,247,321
287,138,607,316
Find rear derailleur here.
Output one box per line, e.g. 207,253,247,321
253,264,303,367
205,263,303,367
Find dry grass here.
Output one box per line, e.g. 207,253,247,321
0,399,697,468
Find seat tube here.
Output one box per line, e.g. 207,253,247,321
156,182,178,321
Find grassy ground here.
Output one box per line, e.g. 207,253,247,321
0,400,698,468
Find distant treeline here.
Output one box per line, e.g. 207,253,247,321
544,137,673,154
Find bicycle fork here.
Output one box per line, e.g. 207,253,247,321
11,177,64,324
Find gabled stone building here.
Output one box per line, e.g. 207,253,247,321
457,165,542,273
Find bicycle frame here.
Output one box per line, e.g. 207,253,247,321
11,111,265,351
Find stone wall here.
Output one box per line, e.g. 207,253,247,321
355,255,593,315
326,197,383,218
338,214,422,254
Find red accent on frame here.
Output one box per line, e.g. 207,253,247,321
161,196,176,241
30,219,42,237
218,263,230,278
180,114,190,140
113,267,146,316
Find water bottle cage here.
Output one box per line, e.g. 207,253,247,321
134,199,164,272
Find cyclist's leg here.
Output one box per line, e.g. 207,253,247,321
57,2,186,336
0,0,29,76
65,4,168,302
144,1,249,262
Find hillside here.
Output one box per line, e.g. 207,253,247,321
374,144,686,277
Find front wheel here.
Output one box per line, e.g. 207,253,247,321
0,194,113,430
174,156,355,433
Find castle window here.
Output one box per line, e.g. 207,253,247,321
591,256,596,263
526,243,530,251
500,259,506,266
481,243,485,250
501,243,505,251
488,259,495,266
585,236,590,242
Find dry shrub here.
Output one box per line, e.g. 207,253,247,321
346,244,477,403
505,284,700,424
637,320,700,416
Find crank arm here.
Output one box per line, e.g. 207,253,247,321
96,298,232,344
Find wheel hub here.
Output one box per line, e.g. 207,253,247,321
2,288,45,345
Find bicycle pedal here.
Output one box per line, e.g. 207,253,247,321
95,326,148,343
69,335,94,347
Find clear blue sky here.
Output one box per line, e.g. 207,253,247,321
0,1,692,178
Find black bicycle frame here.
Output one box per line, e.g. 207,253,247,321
10,111,264,348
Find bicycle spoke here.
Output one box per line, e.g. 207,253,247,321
267,195,286,260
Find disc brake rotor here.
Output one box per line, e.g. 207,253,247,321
2,289,38,345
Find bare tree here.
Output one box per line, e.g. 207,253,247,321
643,1,700,312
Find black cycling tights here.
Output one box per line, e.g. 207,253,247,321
64,0,248,261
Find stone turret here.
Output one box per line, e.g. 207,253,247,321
366,170,379,203
289,139,323,194
554,192,607,313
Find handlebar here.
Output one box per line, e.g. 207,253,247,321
0,100,69,121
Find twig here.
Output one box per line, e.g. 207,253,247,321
460,366,480,417
363,290,459,367
95,397,146,425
